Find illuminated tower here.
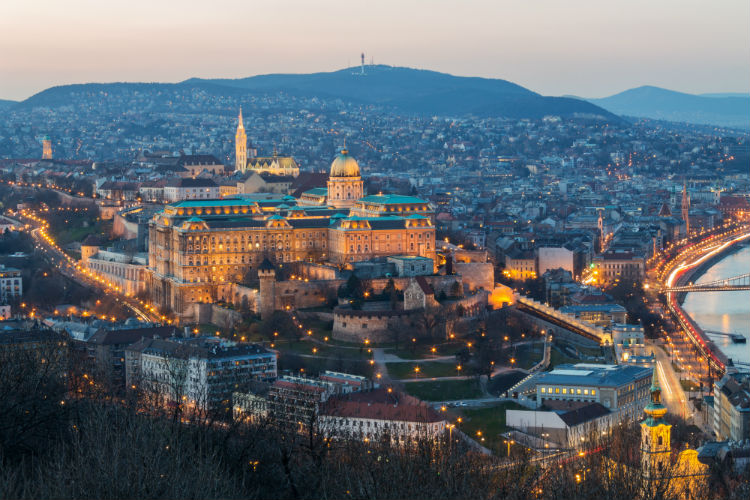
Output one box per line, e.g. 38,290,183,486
42,135,52,160
235,108,247,172
327,147,363,209
597,209,604,251
641,370,671,480
681,183,690,235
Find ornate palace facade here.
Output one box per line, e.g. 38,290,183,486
149,149,436,315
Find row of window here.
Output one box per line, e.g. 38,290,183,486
540,386,597,396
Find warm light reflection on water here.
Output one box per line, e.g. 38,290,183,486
682,246,750,364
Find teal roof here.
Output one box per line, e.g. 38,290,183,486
235,194,290,203
358,194,428,205
267,214,285,220
407,214,428,219
303,187,328,196
185,217,204,222
344,215,404,222
169,198,254,208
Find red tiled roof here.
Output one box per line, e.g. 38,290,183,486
321,389,445,423
415,276,434,295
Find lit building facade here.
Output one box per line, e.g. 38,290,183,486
0,265,23,302
149,150,435,315
42,135,52,160
591,251,645,283
327,149,363,208
535,363,652,420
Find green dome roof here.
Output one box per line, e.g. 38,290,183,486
330,149,360,177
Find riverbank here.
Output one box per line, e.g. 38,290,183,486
675,241,748,305
683,246,750,365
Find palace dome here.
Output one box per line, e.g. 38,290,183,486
330,149,360,177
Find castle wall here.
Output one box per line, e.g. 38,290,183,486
454,262,494,291
332,309,418,343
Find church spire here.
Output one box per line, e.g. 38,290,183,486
235,107,247,172
644,369,668,425
681,181,690,235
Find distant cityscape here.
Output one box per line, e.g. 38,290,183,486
1,63,749,500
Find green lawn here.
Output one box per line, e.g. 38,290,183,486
512,343,544,369
385,361,459,379
273,340,370,360
457,402,525,454
549,348,580,368
277,352,374,378
403,379,483,401
50,215,110,247
386,341,465,360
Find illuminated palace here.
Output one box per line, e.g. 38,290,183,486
149,147,436,315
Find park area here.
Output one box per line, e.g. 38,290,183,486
455,401,525,455
403,379,483,401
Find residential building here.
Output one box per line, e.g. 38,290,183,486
85,325,181,387
0,265,23,302
591,251,645,283
713,372,750,442
125,336,277,411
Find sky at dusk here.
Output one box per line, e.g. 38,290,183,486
1,0,748,101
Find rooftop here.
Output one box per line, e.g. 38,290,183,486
536,363,652,388
358,194,429,205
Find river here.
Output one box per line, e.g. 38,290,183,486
682,245,750,365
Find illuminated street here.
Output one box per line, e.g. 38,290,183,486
19,208,163,324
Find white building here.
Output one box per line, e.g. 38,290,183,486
84,249,149,296
537,246,575,276
506,403,617,448
319,389,447,444
0,265,23,302
164,178,220,202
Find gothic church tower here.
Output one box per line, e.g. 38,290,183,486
681,182,691,235
235,108,247,172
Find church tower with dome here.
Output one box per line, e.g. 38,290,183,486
327,148,363,209
641,370,671,480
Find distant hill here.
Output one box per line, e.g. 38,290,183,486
0,99,17,111
700,92,749,98
587,86,749,129
186,66,619,120
14,66,618,121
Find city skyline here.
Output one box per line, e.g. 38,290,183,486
1,0,749,101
